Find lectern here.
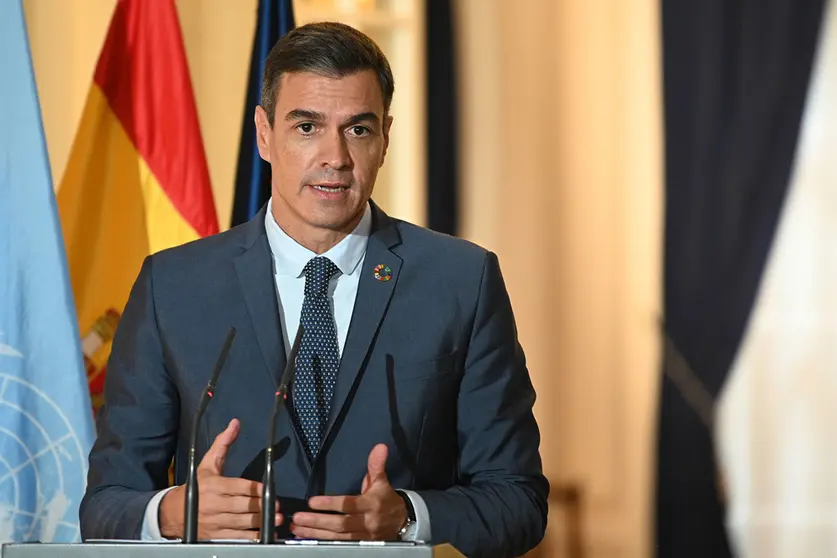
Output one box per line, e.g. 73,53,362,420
0,542,464,558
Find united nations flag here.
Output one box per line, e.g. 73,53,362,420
0,1,96,543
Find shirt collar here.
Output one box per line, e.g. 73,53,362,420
264,198,372,278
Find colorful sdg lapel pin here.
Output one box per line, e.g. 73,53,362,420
373,264,393,282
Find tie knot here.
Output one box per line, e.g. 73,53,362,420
303,256,340,296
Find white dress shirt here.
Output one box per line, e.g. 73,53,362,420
141,200,430,542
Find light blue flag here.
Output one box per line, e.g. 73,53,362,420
0,0,96,543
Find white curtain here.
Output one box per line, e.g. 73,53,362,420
717,1,837,556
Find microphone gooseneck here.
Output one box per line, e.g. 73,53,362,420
183,327,236,544
260,323,304,544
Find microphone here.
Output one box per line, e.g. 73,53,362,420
183,327,237,544
260,323,304,544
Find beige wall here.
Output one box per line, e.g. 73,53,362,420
25,1,663,555
457,0,663,556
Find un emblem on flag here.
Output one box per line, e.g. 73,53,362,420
0,345,89,543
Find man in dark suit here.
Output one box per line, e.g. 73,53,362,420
80,22,548,558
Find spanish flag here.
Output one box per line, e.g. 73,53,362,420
58,0,218,409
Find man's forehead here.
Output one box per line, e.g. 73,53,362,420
276,70,384,113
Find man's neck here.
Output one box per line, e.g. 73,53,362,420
270,205,364,255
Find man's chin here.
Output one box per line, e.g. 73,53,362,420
307,203,366,232
306,209,365,233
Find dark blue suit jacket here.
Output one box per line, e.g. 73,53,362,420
80,203,548,557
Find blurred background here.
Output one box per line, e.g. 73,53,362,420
11,0,837,556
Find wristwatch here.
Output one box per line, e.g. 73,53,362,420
396,490,417,540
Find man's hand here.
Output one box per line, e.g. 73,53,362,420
290,444,407,540
158,418,282,540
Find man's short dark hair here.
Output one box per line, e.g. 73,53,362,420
261,22,395,126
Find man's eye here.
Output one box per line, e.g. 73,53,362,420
349,126,370,137
297,123,315,134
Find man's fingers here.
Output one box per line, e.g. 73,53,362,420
291,511,365,534
366,444,389,484
211,513,261,531
198,418,240,474
289,524,361,541
308,495,369,514
203,493,277,514
204,476,264,498
212,512,284,530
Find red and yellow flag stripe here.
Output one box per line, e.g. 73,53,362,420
57,0,218,406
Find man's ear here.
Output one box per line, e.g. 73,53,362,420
255,106,272,162
380,114,393,167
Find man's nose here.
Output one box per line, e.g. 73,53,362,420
320,129,352,170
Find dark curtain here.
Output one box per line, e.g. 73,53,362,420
426,0,459,235
231,0,295,227
656,0,827,556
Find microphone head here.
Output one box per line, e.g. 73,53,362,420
208,327,236,391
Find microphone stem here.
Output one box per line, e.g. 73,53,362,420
183,392,208,543
260,323,303,544
182,327,236,544
260,390,282,543
183,450,199,542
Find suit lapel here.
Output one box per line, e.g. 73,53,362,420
233,207,287,386
323,203,402,444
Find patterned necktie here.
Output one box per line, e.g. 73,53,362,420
294,256,341,460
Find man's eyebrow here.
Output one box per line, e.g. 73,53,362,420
284,109,326,122
342,112,380,127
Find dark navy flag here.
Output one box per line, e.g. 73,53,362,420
231,0,295,226
0,0,96,542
